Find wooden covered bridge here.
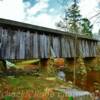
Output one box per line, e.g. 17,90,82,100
0,18,98,59
0,18,99,91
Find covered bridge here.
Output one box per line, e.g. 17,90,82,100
0,18,98,59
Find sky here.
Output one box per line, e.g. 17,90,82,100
0,0,100,34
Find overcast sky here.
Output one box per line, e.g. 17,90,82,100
0,0,100,34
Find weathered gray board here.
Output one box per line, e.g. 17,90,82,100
0,26,97,59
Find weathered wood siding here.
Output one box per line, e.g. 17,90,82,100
0,26,97,59
79,39,97,57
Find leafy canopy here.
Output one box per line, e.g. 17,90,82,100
56,3,93,37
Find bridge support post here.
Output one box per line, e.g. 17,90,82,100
40,59,48,68
0,60,7,72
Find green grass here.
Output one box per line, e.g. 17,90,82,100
0,74,68,99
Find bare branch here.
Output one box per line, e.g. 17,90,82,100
89,12,100,19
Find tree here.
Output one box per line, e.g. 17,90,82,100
81,18,93,37
65,3,81,33
56,2,93,37
56,3,81,33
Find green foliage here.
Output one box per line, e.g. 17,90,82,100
57,3,81,33
93,65,100,71
65,3,81,33
76,66,87,75
0,75,68,99
56,3,93,36
81,18,93,37
3,96,13,100
46,59,57,77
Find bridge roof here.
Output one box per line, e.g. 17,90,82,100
0,18,98,41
